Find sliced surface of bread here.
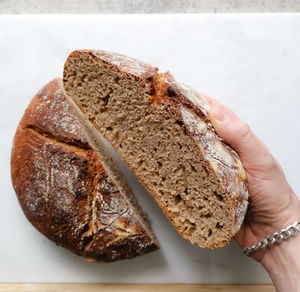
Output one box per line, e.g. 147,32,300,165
63,50,249,248
11,78,159,262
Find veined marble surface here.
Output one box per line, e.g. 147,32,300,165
0,14,299,284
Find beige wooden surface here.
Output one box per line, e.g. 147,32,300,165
0,284,275,292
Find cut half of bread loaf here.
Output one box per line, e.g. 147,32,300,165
11,78,159,262
63,50,249,248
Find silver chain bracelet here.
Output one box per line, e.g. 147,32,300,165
242,221,300,257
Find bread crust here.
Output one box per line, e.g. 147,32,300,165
11,78,159,262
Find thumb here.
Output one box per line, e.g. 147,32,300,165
209,102,273,173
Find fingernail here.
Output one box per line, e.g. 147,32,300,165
211,105,231,123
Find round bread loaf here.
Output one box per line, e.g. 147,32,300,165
63,50,249,248
11,78,159,262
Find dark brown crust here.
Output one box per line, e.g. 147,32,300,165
22,78,90,147
63,50,249,248
10,78,158,262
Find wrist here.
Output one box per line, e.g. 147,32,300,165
249,194,300,263
248,195,300,291
260,199,300,270
260,233,300,291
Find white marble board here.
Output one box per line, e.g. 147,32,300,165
0,14,300,284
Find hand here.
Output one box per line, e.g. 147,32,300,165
199,93,300,291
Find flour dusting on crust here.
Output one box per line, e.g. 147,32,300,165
90,50,158,78
177,81,211,115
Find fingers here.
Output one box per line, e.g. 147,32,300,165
205,100,275,177
197,92,274,174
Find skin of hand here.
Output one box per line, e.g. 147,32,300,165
199,93,300,291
